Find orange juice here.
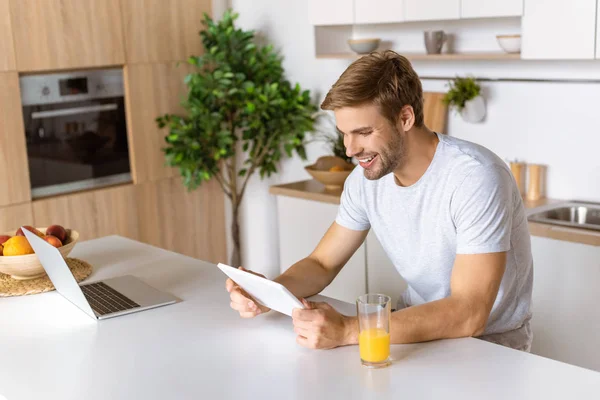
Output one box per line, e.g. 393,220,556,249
359,328,390,362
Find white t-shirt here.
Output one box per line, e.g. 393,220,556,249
336,133,534,351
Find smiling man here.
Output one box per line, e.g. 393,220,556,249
226,50,534,352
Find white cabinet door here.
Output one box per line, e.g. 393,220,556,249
461,0,523,18
366,231,407,309
597,4,600,58
355,0,404,24
276,196,366,304
522,0,597,60
530,236,600,372
308,0,354,25
404,0,459,21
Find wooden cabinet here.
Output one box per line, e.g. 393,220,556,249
530,236,600,372
32,184,138,242
308,0,354,25
460,0,523,19
32,178,226,263
276,196,366,303
10,0,125,71
0,0,16,71
404,0,460,21
0,203,34,233
136,177,226,264
124,62,193,184
120,0,211,63
0,72,31,207
355,0,404,24
522,0,597,60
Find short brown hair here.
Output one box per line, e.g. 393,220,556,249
321,50,424,127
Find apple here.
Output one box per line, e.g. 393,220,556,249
0,235,10,245
15,226,44,238
0,243,3,256
44,235,63,248
45,225,68,243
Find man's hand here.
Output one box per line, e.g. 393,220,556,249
225,267,271,318
292,299,358,349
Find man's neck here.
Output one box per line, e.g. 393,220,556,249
392,126,439,187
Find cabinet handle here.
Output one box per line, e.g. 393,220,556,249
31,104,118,119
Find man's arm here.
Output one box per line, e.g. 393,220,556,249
274,222,368,299
227,222,367,317
343,251,506,344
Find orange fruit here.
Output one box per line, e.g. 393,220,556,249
329,165,345,172
2,236,35,256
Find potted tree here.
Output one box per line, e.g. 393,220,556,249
442,76,486,123
156,10,317,267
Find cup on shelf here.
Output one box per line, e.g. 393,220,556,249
424,30,447,54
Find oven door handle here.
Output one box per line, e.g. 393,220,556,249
31,103,118,119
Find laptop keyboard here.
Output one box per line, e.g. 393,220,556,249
81,282,140,316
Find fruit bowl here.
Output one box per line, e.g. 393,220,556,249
0,228,79,280
305,156,355,190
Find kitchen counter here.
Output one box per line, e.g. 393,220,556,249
270,180,600,246
1,235,599,399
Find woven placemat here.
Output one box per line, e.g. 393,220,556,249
0,258,93,297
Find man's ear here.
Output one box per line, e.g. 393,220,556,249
397,105,416,132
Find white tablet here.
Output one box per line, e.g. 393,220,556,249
217,263,305,316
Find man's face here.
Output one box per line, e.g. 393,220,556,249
334,104,406,180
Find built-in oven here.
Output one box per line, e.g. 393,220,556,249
20,68,131,199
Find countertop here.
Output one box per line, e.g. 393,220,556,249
270,179,600,246
1,235,599,399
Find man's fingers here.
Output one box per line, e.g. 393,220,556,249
293,325,311,337
225,278,236,293
292,307,322,322
292,318,313,330
296,335,316,349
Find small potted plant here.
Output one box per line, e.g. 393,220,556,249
443,76,486,123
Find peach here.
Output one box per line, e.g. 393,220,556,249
44,235,63,248
15,226,44,238
45,225,67,242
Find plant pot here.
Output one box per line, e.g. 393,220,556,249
460,95,486,123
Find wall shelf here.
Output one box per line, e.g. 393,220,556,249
316,52,521,61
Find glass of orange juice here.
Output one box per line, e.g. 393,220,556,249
356,294,392,368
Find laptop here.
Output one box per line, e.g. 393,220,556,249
23,229,178,320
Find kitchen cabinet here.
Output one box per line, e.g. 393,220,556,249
529,236,600,372
135,177,226,264
120,0,211,63
0,203,34,233
32,184,139,242
308,0,354,26
597,3,600,59
461,0,523,19
0,0,16,71
404,0,460,22
522,0,597,60
276,196,366,303
123,62,193,184
355,0,404,24
0,72,31,207
32,178,226,263
10,0,125,72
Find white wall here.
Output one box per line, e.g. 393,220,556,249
228,0,600,277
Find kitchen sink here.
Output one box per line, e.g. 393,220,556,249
528,202,600,232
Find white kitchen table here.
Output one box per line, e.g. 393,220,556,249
1,236,599,400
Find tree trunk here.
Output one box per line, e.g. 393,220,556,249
230,204,242,267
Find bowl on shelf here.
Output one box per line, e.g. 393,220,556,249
0,228,79,280
496,34,521,54
305,156,355,190
347,38,381,54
